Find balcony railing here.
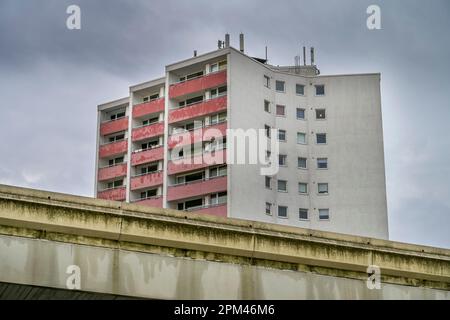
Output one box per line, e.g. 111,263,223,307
168,121,227,149
186,203,227,217
99,139,128,158
167,175,227,202
132,98,165,119
169,95,227,124
131,145,164,166
130,170,164,191
167,148,226,175
100,116,129,136
132,195,163,208
97,186,126,201
98,162,127,181
169,70,227,99
131,121,164,142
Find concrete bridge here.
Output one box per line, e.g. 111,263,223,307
0,184,449,299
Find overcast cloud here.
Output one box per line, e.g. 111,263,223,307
0,0,449,248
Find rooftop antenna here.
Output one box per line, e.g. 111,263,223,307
310,47,315,66
225,34,230,48
265,46,268,63
303,46,306,66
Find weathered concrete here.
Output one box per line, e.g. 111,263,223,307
0,184,449,299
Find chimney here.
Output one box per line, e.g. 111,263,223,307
239,33,245,53
303,46,306,66
310,47,315,65
225,34,230,48
194,50,197,57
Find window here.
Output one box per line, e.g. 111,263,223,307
296,108,305,120
275,80,285,92
265,202,272,215
210,165,227,178
140,189,157,199
265,125,271,138
279,154,287,166
176,171,204,185
316,133,327,144
298,157,307,169
179,71,204,82
210,112,227,125
140,164,158,175
264,100,270,113
110,111,125,121
278,206,288,218
210,63,219,73
179,95,203,107
276,105,286,116
296,84,305,95
316,109,326,119
299,208,308,220
178,198,204,211
141,140,159,151
210,86,227,98
277,180,287,192
297,132,306,144
210,61,227,73
108,156,124,166
298,183,308,194
319,209,330,220
108,133,125,143
107,179,123,189
142,116,159,126
143,93,159,103
317,158,328,169
278,129,286,142
315,85,325,96
265,176,271,189
318,183,329,194
211,192,227,205
264,75,270,88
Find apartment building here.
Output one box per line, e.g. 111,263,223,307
95,35,389,239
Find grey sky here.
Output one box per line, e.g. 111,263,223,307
1,0,449,248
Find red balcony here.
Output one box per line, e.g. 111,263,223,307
97,187,126,201
133,196,163,208
98,163,127,182
168,149,226,175
130,171,164,191
167,176,227,202
133,98,165,119
188,203,227,217
99,140,128,159
131,146,164,166
168,122,227,150
169,70,227,99
100,117,129,136
131,121,164,142
169,96,227,124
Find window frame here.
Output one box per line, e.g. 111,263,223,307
296,84,305,96
296,108,306,120
277,205,288,219
297,157,307,169
316,133,327,145
315,84,325,96
297,132,307,145
275,80,286,93
277,179,288,193
318,183,329,195
299,208,309,221
319,208,330,220
298,182,308,194
317,158,328,169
